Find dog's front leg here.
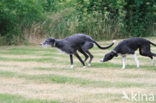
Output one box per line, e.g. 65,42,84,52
133,54,140,68
74,52,86,68
122,56,127,69
70,55,74,68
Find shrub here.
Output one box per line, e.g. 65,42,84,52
0,0,45,45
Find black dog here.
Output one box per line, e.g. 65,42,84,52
40,33,115,68
101,38,156,69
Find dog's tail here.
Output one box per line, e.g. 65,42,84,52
150,41,156,46
93,40,116,49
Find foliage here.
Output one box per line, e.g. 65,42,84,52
0,0,45,45
123,0,156,37
0,0,155,45
74,0,156,37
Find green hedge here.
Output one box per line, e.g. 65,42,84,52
0,0,155,45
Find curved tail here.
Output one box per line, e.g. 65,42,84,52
93,40,116,49
150,42,156,46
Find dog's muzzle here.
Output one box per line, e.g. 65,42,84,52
40,43,43,46
40,43,48,48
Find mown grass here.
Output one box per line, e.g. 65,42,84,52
0,70,152,88
0,71,17,77
84,93,123,102
0,57,56,62
0,46,56,55
0,38,155,103
0,94,58,103
0,55,155,70
50,74,146,88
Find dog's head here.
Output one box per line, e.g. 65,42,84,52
40,38,56,48
100,51,118,62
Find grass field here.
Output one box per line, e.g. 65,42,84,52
0,38,156,103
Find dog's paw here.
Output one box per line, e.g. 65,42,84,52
152,59,155,65
70,65,74,69
113,40,117,43
83,66,86,69
100,59,104,62
88,63,91,66
137,66,140,68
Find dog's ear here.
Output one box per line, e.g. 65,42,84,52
51,38,55,42
49,38,55,41
49,38,56,47
47,38,55,43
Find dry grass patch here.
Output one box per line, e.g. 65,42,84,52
0,37,155,103
0,55,45,59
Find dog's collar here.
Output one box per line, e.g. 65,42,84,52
112,50,117,54
112,50,118,56
53,42,56,47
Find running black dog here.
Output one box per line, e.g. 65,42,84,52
40,33,115,68
101,38,156,69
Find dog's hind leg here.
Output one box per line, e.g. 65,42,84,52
86,50,94,66
70,55,74,68
74,52,86,68
146,53,156,65
78,48,89,62
150,53,156,65
139,46,155,65
81,42,94,66
133,53,140,68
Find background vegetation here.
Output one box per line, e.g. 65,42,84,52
0,0,156,45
